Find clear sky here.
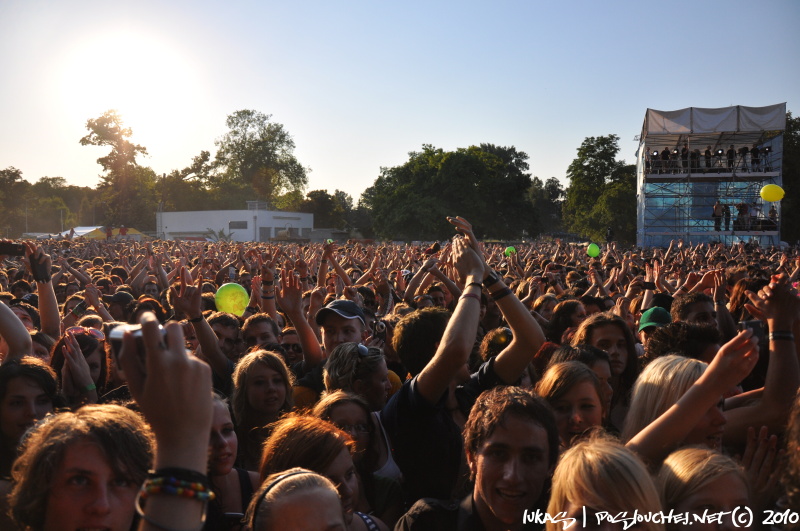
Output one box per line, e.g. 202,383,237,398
1,0,798,203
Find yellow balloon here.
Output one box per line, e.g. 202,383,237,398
760,184,785,202
215,283,249,316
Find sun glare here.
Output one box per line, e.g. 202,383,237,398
56,29,206,158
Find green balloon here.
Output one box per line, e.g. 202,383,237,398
504,246,516,256
215,283,249,316
587,243,600,257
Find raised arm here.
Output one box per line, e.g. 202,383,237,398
120,313,212,531
25,243,61,338
276,267,325,368
170,268,229,378
415,237,484,404
626,329,759,464
722,275,800,445
487,272,546,384
0,301,32,363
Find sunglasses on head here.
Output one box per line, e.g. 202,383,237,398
65,326,105,341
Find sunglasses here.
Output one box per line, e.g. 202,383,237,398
280,343,303,353
65,326,105,341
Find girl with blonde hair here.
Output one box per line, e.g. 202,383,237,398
547,435,664,531
657,447,751,531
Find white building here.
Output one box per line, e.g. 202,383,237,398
156,202,314,242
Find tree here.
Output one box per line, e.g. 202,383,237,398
160,151,216,212
80,110,149,227
527,176,564,236
781,111,799,242
0,167,31,237
563,135,636,243
361,144,534,240
213,110,308,209
301,190,346,229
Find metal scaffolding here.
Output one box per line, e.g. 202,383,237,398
636,105,786,247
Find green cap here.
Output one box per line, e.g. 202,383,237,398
638,306,671,332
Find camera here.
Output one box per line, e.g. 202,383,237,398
109,323,168,377
371,320,387,342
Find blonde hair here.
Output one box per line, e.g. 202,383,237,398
246,467,341,531
323,342,384,395
621,355,706,443
657,447,748,512
547,435,664,531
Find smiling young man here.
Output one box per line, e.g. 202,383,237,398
396,386,559,530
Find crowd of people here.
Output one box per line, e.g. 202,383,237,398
0,215,799,531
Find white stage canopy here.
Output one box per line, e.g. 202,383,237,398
642,103,786,138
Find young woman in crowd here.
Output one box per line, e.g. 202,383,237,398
547,435,664,531
205,393,259,531
548,344,614,422
657,447,752,531
258,415,389,531
312,390,404,527
536,361,605,449
232,349,295,471
570,312,640,431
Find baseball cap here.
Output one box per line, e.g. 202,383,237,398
103,291,135,306
638,306,671,332
315,299,366,327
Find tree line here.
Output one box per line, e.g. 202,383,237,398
3,109,795,243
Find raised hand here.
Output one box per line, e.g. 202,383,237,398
706,329,759,392
276,266,304,317
120,312,212,472
169,267,202,320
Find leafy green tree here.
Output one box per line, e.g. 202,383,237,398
0,167,31,237
781,111,799,242
212,110,308,209
563,135,636,243
527,176,564,236
160,151,216,212
80,110,148,227
301,190,346,229
274,190,305,212
361,144,534,240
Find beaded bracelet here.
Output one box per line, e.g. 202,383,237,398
139,475,215,502
135,472,214,530
490,288,513,302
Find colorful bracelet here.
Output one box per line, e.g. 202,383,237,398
139,476,215,502
82,383,96,393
